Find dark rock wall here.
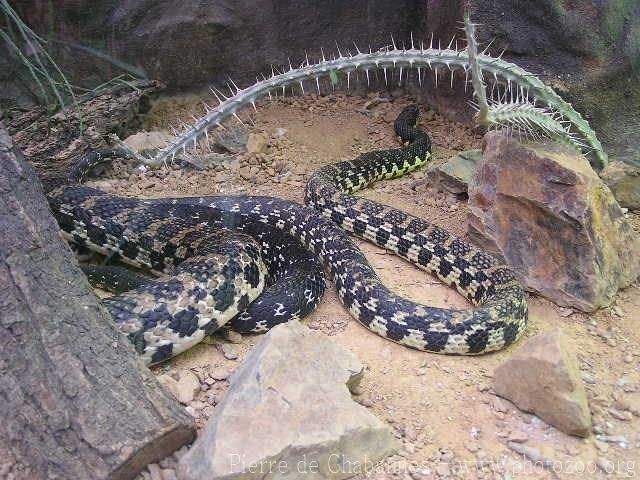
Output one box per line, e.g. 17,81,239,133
4,0,639,165
466,0,640,166
8,0,426,90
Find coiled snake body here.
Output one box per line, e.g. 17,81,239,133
48,105,527,364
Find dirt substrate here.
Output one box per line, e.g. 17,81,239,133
88,92,640,480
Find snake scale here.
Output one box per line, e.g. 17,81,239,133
48,105,527,364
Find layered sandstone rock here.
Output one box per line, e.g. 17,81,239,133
468,132,640,311
493,330,591,437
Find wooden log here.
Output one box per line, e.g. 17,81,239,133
0,125,195,480
5,79,161,191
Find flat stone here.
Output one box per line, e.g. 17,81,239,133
432,150,482,194
492,330,592,437
178,320,397,480
600,160,640,210
468,133,640,311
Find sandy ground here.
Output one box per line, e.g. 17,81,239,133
90,92,640,480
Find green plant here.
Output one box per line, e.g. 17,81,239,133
1,0,77,112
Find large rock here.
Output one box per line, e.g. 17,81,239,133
492,330,591,437
468,132,640,311
177,321,396,480
600,161,640,210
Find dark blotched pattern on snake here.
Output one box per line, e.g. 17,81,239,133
47,105,527,364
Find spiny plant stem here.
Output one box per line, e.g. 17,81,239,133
463,13,582,155
464,13,489,126
153,30,607,169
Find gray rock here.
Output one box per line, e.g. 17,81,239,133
432,150,481,194
492,330,592,437
468,133,640,311
600,161,640,210
178,320,397,480
13,1,419,93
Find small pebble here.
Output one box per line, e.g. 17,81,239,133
217,343,238,360
609,408,632,421
507,442,554,469
439,450,454,463
491,396,509,413
596,434,628,446
162,469,178,480
208,366,231,381
350,383,365,396
175,371,200,404
475,450,491,468
225,331,243,344
434,463,450,477
403,425,418,441
596,457,614,474
507,430,529,443
148,464,163,480
558,307,574,317
410,469,431,480
172,446,189,461
464,440,479,453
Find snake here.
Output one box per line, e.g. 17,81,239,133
47,105,527,364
